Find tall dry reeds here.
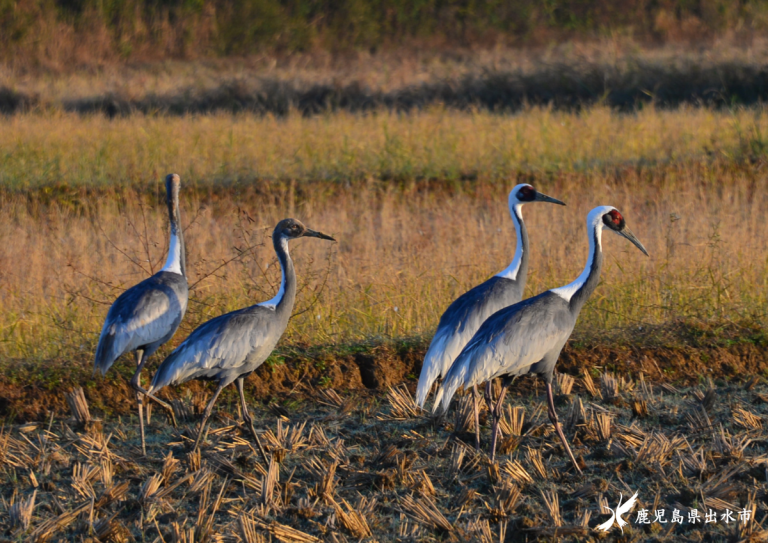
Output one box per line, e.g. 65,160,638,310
0,106,765,361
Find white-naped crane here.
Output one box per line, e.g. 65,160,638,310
147,218,334,457
415,184,565,448
435,206,649,469
94,174,188,455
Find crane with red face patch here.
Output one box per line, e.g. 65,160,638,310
415,184,565,448
435,206,649,469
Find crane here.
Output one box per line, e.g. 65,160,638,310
435,206,648,469
416,184,565,448
94,174,188,455
147,218,334,455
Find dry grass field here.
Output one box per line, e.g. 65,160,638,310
1,103,768,540
0,106,767,362
0,374,766,541
5,39,768,116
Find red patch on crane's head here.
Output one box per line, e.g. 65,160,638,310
603,209,626,231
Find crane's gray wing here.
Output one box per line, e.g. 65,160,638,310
150,307,277,390
435,292,573,412
94,273,188,375
415,276,521,407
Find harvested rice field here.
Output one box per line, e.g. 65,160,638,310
1,370,767,542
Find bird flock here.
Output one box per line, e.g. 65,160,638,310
94,173,648,474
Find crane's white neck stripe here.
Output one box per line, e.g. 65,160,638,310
259,236,289,310
551,207,611,302
161,227,183,275
496,202,524,280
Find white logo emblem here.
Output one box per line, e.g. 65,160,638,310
596,492,639,533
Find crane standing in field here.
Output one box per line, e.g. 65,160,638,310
435,206,649,469
94,174,189,455
415,184,565,448
147,218,335,455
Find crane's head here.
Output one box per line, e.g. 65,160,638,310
164,173,181,226
275,218,335,242
593,206,649,256
165,173,181,203
509,183,566,209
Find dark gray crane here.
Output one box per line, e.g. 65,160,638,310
147,218,334,455
415,184,564,447
94,174,189,455
435,206,648,469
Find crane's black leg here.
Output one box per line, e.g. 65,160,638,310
132,364,178,428
484,380,494,416
192,382,225,453
489,378,511,462
235,377,270,466
546,381,582,474
134,350,147,456
472,384,481,450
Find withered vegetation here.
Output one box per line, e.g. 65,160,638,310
0,370,767,541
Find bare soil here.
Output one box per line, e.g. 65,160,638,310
1,340,766,423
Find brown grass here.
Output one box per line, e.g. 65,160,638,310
0,106,766,366
6,39,768,116
0,370,730,540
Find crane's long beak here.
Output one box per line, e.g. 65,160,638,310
534,192,566,206
618,226,649,256
304,228,336,241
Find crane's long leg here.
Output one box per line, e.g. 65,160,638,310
489,378,511,463
546,381,582,474
192,382,225,453
235,377,270,466
472,384,481,450
131,361,177,428
134,350,147,456
484,380,494,416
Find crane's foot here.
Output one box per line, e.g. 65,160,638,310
546,382,583,475
243,418,270,466
553,420,583,474
132,382,178,428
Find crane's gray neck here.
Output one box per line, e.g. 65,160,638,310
550,221,604,314
161,193,186,277
258,233,296,316
495,203,528,285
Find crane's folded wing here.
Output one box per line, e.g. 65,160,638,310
152,307,276,388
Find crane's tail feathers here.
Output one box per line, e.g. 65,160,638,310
432,353,473,413
437,378,463,413
416,330,453,408
432,386,446,413
150,353,181,393
415,358,441,409
150,368,170,394
93,327,121,377
93,350,116,377
414,377,432,409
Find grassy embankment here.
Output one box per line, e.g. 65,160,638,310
0,105,767,415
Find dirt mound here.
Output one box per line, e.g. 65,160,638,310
0,340,765,422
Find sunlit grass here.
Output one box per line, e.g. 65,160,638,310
0,106,766,188
0,106,767,361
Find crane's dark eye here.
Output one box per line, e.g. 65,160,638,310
603,209,625,231
517,186,536,201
